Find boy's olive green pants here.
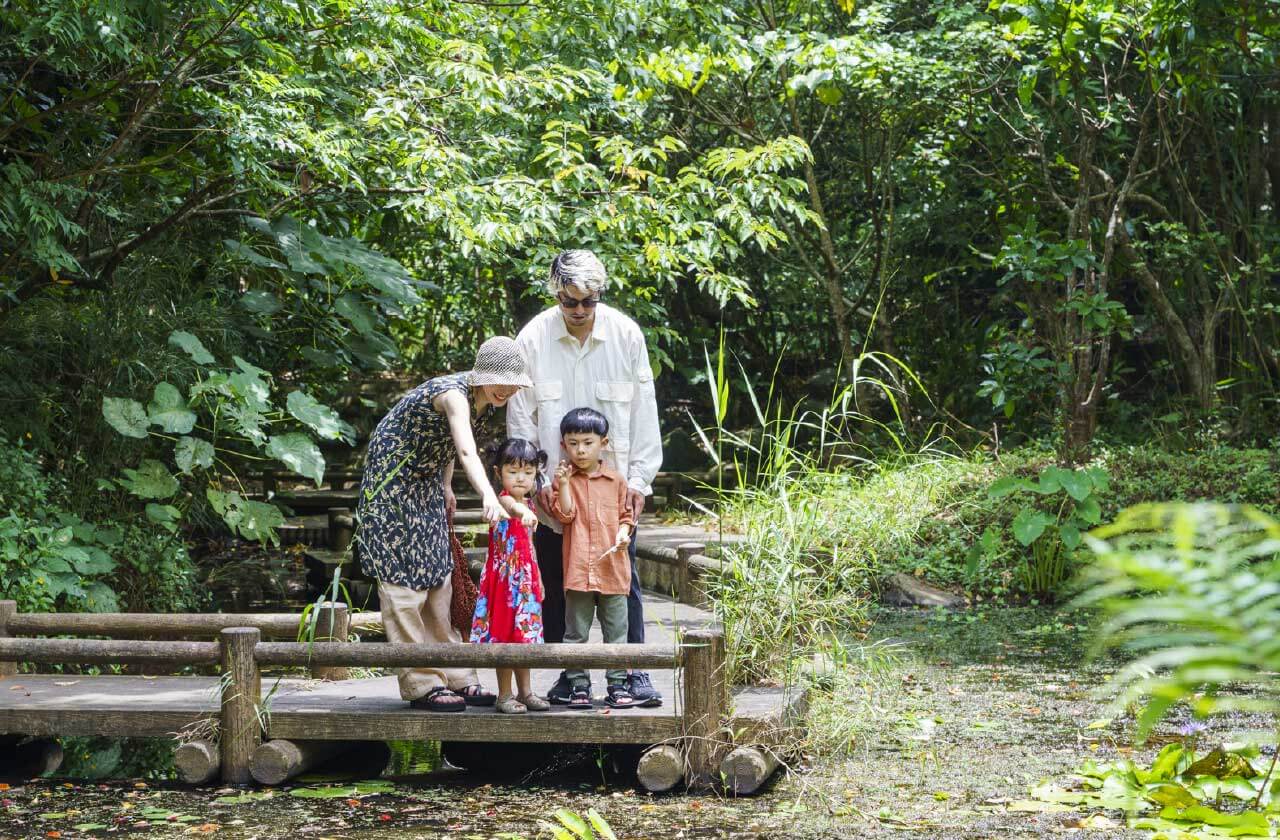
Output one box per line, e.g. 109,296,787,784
563,590,629,686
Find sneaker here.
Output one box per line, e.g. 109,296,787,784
546,671,573,705
627,671,663,707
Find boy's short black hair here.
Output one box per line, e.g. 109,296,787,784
560,407,609,437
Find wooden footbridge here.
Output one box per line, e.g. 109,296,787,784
0,593,804,794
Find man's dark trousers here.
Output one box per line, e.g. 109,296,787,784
534,524,644,644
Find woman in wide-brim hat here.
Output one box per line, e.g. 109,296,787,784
356,336,533,712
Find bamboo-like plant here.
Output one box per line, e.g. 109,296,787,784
1078,503,1280,745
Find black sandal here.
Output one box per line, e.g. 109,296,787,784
409,686,466,712
605,683,636,709
457,684,497,707
567,686,593,710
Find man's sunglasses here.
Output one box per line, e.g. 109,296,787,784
557,294,601,310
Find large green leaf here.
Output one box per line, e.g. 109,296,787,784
286,390,355,443
207,489,285,544
267,433,325,485
119,459,179,499
84,581,120,613
102,397,149,438
987,476,1029,499
1011,508,1053,546
223,239,287,271
240,289,284,314
333,293,377,335
175,436,215,473
1057,470,1093,501
168,330,215,365
147,382,197,434
61,545,115,575
145,503,182,533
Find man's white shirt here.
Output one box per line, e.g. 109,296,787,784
507,303,663,530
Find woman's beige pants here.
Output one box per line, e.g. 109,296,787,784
377,579,479,701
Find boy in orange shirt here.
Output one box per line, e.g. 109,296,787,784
549,407,637,710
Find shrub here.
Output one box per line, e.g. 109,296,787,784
0,436,199,614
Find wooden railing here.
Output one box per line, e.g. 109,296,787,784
0,601,727,787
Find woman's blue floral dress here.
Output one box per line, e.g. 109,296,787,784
356,373,489,590
469,501,544,644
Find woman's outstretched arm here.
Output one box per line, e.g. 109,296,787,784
435,389,507,524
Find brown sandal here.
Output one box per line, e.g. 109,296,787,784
409,686,466,712
457,684,497,706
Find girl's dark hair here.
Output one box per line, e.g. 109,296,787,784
560,407,609,437
485,438,549,490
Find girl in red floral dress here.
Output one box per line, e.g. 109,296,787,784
469,439,549,713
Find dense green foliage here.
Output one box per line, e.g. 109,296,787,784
2,1,1278,610
0,436,199,613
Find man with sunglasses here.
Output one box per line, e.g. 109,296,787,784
506,249,664,708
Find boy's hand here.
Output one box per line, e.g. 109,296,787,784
554,461,573,485
613,526,631,552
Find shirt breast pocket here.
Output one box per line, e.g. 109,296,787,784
595,381,634,444
534,380,563,433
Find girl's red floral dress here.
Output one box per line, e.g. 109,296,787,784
469,494,544,644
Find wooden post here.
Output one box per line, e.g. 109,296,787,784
327,507,354,551
0,600,16,677
263,471,277,496
174,740,220,785
637,744,685,793
675,543,704,605
309,602,349,681
681,627,727,788
219,627,261,785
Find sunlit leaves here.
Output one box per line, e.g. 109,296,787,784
146,383,196,434
286,390,355,443
168,331,215,365
102,398,149,439
118,460,179,500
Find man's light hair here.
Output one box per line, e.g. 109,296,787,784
545,249,608,296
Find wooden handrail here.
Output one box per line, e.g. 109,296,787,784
0,637,220,665
5,610,383,639
254,641,680,669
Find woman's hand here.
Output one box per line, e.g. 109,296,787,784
444,486,457,523
482,491,509,525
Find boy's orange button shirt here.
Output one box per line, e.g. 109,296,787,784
549,463,636,595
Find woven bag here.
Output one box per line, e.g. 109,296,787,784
449,528,478,634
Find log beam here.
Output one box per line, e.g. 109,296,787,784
719,745,781,796
254,641,677,670
250,739,352,785
174,740,219,785
636,744,684,793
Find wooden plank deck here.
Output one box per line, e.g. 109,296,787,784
0,675,795,746
0,593,796,749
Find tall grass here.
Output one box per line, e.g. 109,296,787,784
692,340,951,685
